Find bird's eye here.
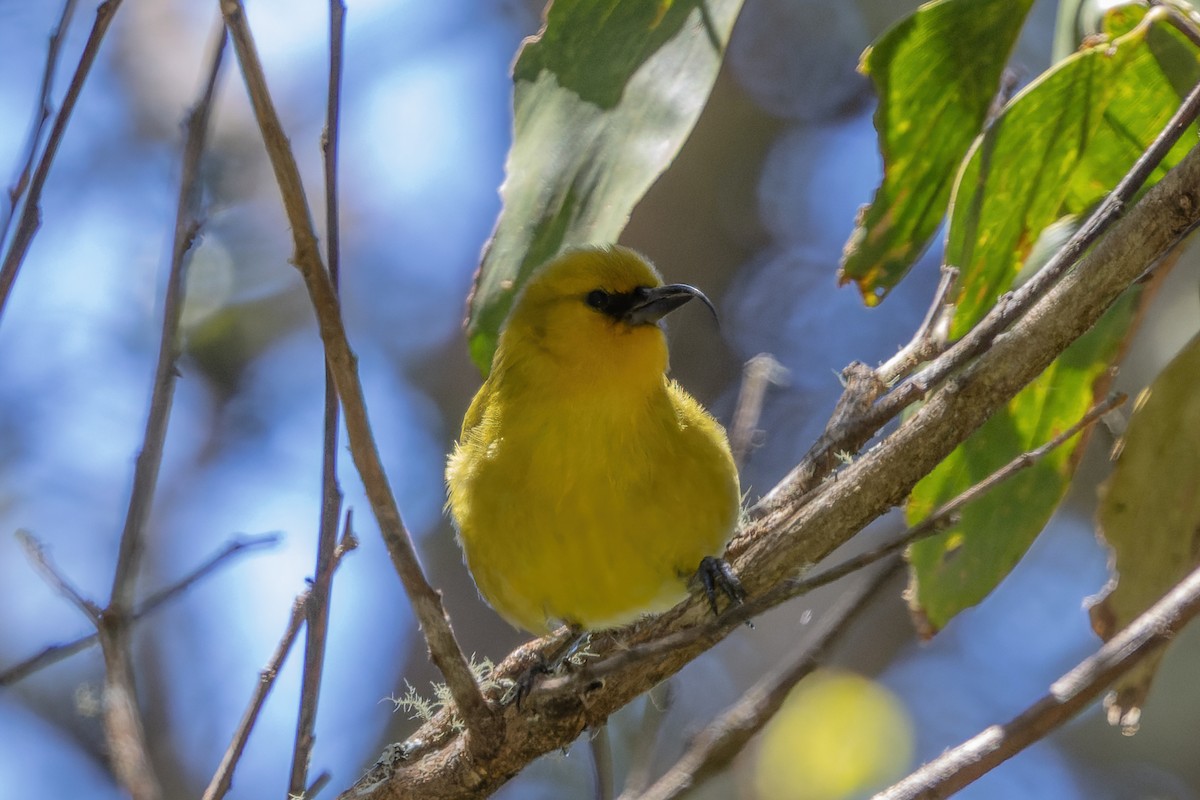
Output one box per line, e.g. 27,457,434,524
585,289,610,310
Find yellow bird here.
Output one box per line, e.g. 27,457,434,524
447,245,741,634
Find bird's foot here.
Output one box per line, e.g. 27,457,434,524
509,656,552,709
508,628,592,709
697,556,750,625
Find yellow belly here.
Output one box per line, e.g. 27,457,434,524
447,381,740,633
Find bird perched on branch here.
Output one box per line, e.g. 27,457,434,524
447,245,742,634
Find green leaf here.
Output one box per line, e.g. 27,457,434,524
465,0,744,374
899,8,1200,634
946,43,1131,337
948,14,1199,338
1088,333,1200,733
906,293,1138,636
839,0,1033,305
1063,14,1200,213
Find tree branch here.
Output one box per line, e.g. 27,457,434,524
877,265,957,385
202,524,358,800
288,1,349,794
17,528,160,800
17,529,102,623
216,0,490,734
0,0,126,323
109,16,225,619
205,594,308,800
874,561,1200,800
1,533,280,687
0,0,79,254
93,26,228,800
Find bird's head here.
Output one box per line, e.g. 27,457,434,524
496,246,715,392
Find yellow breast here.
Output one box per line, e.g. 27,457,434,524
447,377,740,633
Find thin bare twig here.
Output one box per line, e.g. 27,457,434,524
877,265,958,386
624,559,901,800
127,531,268,623
728,354,787,469
0,0,79,254
288,1,348,794
110,18,225,619
1,533,280,687
753,67,1200,526
307,771,334,799
206,596,309,800
1149,0,1200,49
745,361,886,523
875,561,1200,800
15,529,155,800
590,724,615,800
17,530,102,623
0,0,126,323
97,27,227,800
760,392,1126,605
621,683,673,797
217,0,490,733
203,527,358,800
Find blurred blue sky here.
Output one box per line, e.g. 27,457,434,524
1,0,1197,798
0,1,531,795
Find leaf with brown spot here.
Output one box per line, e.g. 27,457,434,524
1088,333,1200,733
840,0,1033,304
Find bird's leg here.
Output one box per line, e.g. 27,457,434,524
697,555,747,618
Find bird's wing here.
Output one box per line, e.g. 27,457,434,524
459,375,494,440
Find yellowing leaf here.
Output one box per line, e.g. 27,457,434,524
1088,333,1200,734
949,13,1199,337
840,0,1033,304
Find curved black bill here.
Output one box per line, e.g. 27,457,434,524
625,283,718,326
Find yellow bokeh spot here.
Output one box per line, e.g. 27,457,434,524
754,669,914,800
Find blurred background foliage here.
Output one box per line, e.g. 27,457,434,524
0,0,1198,798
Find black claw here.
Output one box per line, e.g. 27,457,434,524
698,555,745,614
698,556,749,622
513,655,552,710
512,628,590,710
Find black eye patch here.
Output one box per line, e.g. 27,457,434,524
582,287,649,320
